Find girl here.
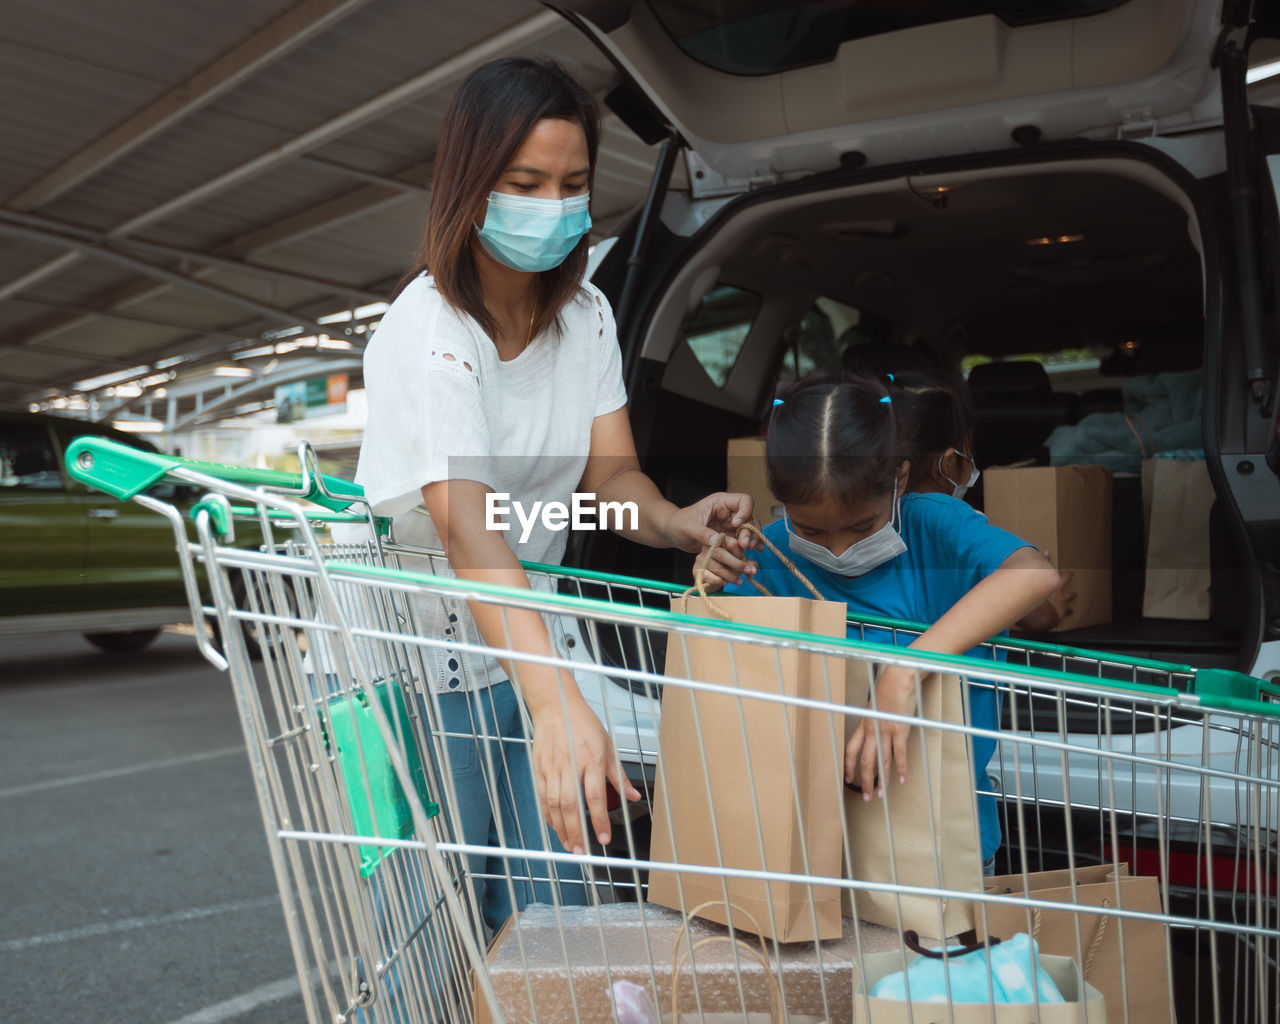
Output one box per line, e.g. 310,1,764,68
890,370,981,500
707,372,1061,870
350,56,752,930
890,370,1075,630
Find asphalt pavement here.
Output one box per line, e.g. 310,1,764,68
0,629,307,1023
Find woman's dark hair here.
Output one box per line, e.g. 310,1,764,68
397,57,600,341
888,371,975,490
765,372,899,508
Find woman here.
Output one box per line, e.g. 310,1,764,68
352,56,752,930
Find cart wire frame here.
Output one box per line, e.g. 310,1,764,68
66,437,1280,1024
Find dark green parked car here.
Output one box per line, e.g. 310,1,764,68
0,409,264,654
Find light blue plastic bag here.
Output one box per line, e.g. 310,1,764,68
870,931,1065,1004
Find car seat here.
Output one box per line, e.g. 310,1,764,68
967,361,1078,468
840,339,933,378
1077,387,1125,418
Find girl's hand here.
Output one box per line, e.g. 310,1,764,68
845,665,919,798
1046,569,1076,626
667,492,760,588
1012,552,1077,632
690,537,759,591
529,684,641,854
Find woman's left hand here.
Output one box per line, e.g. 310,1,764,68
845,664,920,797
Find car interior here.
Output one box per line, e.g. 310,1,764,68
609,155,1246,667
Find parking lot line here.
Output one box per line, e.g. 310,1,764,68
0,894,278,954
0,744,243,799
1,672,199,704
160,974,303,1024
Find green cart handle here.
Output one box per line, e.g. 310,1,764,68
64,435,364,513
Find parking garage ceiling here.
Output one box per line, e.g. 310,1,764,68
0,0,659,425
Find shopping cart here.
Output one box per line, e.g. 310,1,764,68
67,436,1279,1024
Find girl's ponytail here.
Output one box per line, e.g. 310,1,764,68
888,370,975,471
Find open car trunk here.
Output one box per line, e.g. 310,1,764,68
593,144,1243,668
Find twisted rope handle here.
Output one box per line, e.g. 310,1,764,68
1029,897,1111,980
742,521,825,601
670,901,783,1023
679,534,732,619
678,521,826,617
1083,898,1111,979
1123,414,1156,458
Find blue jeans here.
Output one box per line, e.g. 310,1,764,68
424,680,587,935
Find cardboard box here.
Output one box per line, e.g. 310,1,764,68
982,465,1113,632
852,950,1106,1023
727,436,783,524
473,901,907,1024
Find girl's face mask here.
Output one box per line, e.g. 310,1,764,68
784,481,908,577
475,191,591,273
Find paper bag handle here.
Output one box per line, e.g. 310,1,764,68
680,522,826,616
966,893,1112,979
680,535,736,618
1027,899,1112,979
670,901,784,1023
1124,414,1157,458
902,929,1003,959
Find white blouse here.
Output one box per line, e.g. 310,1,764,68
346,273,628,692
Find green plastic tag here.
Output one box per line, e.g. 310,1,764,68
325,679,439,877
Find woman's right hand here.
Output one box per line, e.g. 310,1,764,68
529,681,641,854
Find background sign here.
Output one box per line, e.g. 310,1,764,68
276,373,349,422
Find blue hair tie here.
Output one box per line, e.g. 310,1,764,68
879,395,892,404
887,373,895,382
772,398,784,406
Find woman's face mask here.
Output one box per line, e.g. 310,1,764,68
940,448,980,500
784,482,908,577
475,191,591,273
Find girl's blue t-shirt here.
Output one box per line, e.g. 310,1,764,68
725,492,1032,859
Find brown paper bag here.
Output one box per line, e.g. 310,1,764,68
648,593,848,943
841,671,984,940
852,951,1107,1024
1142,456,1214,620
975,864,1172,1024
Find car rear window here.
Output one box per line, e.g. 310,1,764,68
682,284,762,387
779,297,892,381
648,0,1132,76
